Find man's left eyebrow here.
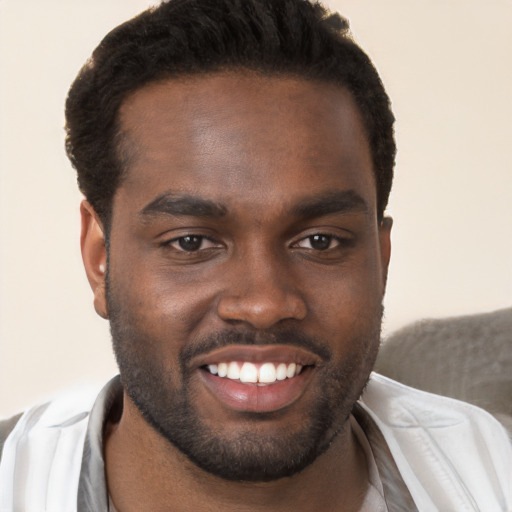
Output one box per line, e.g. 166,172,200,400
291,190,370,219
139,193,227,219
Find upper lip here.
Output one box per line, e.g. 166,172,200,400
191,344,322,368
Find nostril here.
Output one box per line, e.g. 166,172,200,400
217,292,307,329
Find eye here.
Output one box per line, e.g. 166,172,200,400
295,234,340,251
165,235,220,252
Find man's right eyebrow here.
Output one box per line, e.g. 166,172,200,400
138,193,227,220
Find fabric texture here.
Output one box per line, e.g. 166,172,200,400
1,373,511,512
376,307,512,434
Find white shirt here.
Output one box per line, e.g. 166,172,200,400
1,373,511,511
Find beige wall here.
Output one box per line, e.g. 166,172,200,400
1,0,511,417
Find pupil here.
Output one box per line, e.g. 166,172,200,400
310,235,331,250
179,236,202,251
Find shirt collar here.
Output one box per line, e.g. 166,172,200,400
77,376,122,512
77,376,417,511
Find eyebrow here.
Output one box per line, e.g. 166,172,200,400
139,193,227,219
139,189,369,222
291,190,369,219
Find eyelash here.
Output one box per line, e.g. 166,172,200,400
161,234,221,252
291,233,351,251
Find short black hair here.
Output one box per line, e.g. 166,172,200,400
65,0,395,228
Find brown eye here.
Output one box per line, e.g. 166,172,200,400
295,234,338,251
308,235,333,250
177,235,205,251
163,234,222,253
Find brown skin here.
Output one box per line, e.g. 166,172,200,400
81,72,391,511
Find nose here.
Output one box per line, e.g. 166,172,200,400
216,251,307,329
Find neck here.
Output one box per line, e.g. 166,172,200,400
105,392,370,512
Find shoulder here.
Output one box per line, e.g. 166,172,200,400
0,385,101,440
362,372,512,439
0,384,101,461
0,384,103,510
361,373,512,511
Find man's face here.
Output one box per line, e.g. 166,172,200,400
101,72,391,481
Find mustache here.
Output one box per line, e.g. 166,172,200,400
180,328,332,368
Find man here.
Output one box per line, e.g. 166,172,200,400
0,0,510,510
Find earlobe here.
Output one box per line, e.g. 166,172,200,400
379,216,393,292
80,200,109,319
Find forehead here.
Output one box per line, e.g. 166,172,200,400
116,72,375,215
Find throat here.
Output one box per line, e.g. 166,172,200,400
105,395,369,512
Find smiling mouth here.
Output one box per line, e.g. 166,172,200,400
194,344,320,412
203,361,305,385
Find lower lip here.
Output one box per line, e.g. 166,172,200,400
198,368,313,413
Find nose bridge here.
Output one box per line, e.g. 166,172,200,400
217,241,307,328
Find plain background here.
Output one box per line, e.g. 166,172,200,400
1,0,511,417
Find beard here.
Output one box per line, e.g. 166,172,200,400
106,280,382,482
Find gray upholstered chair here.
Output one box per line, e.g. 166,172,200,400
375,307,512,433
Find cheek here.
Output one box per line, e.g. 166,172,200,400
108,248,220,364
297,252,384,353
301,253,384,319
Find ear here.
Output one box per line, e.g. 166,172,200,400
379,216,392,292
80,200,108,319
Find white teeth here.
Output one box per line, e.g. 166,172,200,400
240,362,258,383
227,361,240,380
259,362,277,383
276,363,287,381
217,362,228,378
286,363,296,379
207,361,306,383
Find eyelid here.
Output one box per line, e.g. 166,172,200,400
161,234,223,252
293,234,340,250
290,228,355,248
